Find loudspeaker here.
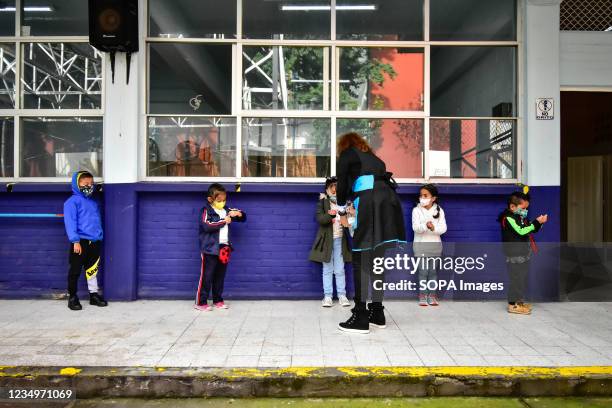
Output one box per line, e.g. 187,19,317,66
89,0,138,53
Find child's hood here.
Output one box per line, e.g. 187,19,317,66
71,171,91,198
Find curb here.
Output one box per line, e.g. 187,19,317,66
1,366,612,398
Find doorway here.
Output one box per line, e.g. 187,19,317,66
561,91,612,242
560,91,612,300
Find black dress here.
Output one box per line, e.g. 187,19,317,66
337,147,406,251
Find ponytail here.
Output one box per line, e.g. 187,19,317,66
433,202,441,219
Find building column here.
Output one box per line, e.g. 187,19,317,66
102,50,141,300
524,0,562,300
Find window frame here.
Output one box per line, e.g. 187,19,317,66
0,0,105,183
142,0,523,184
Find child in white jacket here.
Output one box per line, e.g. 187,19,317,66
412,184,447,306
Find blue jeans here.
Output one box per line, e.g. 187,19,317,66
322,238,346,297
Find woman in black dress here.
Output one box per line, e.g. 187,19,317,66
336,132,406,334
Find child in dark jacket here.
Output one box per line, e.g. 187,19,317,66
63,171,108,311
497,192,548,315
308,177,352,308
196,183,246,311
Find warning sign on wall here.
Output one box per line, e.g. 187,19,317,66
536,98,554,120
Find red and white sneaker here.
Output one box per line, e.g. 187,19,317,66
214,301,229,309
418,295,428,307
194,304,212,311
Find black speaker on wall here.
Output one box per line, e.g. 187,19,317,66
89,0,138,83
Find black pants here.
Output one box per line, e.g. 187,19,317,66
352,246,386,310
196,252,228,305
68,239,101,296
507,260,529,304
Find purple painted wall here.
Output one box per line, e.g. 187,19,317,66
0,183,562,301
0,184,103,298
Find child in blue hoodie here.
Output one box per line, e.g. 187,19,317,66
195,183,246,311
63,171,107,310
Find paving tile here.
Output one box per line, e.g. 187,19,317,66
0,300,610,369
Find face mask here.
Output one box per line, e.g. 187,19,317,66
328,194,337,203
419,197,431,206
212,200,226,210
514,208,528,217
79,185,94,197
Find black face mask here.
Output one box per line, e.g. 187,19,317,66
79,185,94,197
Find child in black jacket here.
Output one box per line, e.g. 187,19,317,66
497,192,547,315
196,183,246,311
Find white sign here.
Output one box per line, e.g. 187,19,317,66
536,97,554,120
428,150,451,177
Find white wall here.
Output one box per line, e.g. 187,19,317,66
560,32,612,88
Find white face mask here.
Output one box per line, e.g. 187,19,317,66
419,197,431,206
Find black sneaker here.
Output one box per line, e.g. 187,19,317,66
368,303,386,328
338,307,370,334
89,292,108,307
68,296,82,311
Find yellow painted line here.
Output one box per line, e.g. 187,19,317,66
59,367,82,376
338,366,612,378
0,366,611,379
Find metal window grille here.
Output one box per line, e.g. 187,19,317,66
561,0,612,31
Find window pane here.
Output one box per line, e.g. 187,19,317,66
337,118,423,178
430,0,517,41
429,119,515,178
22,0,88,36
22,43,102,110
149,43,232,115
339,47,424,111
431,46,516,117
337,0,423,41
149,0,236,39
0,44,16,109
148,117,236,177
243,46,326,110
0,1,15,36
0,117,14,177
20,117,103,177
242,117,330,177
243,0,330,40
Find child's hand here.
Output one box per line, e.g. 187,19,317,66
426,221,434,231
537,214,548,224
224,216,232,224
340,215,349,228
73,242,82,255
328,209,337,216
228,210,242,217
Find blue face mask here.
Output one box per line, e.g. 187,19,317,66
514,208,528,218
328,194,337,203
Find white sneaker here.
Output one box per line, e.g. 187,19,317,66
339,295,351,307
321,297,333,307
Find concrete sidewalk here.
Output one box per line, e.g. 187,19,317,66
1,300,611,368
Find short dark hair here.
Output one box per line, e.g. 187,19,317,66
325,176,337,190
508,191,524,207
207,183,226,198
